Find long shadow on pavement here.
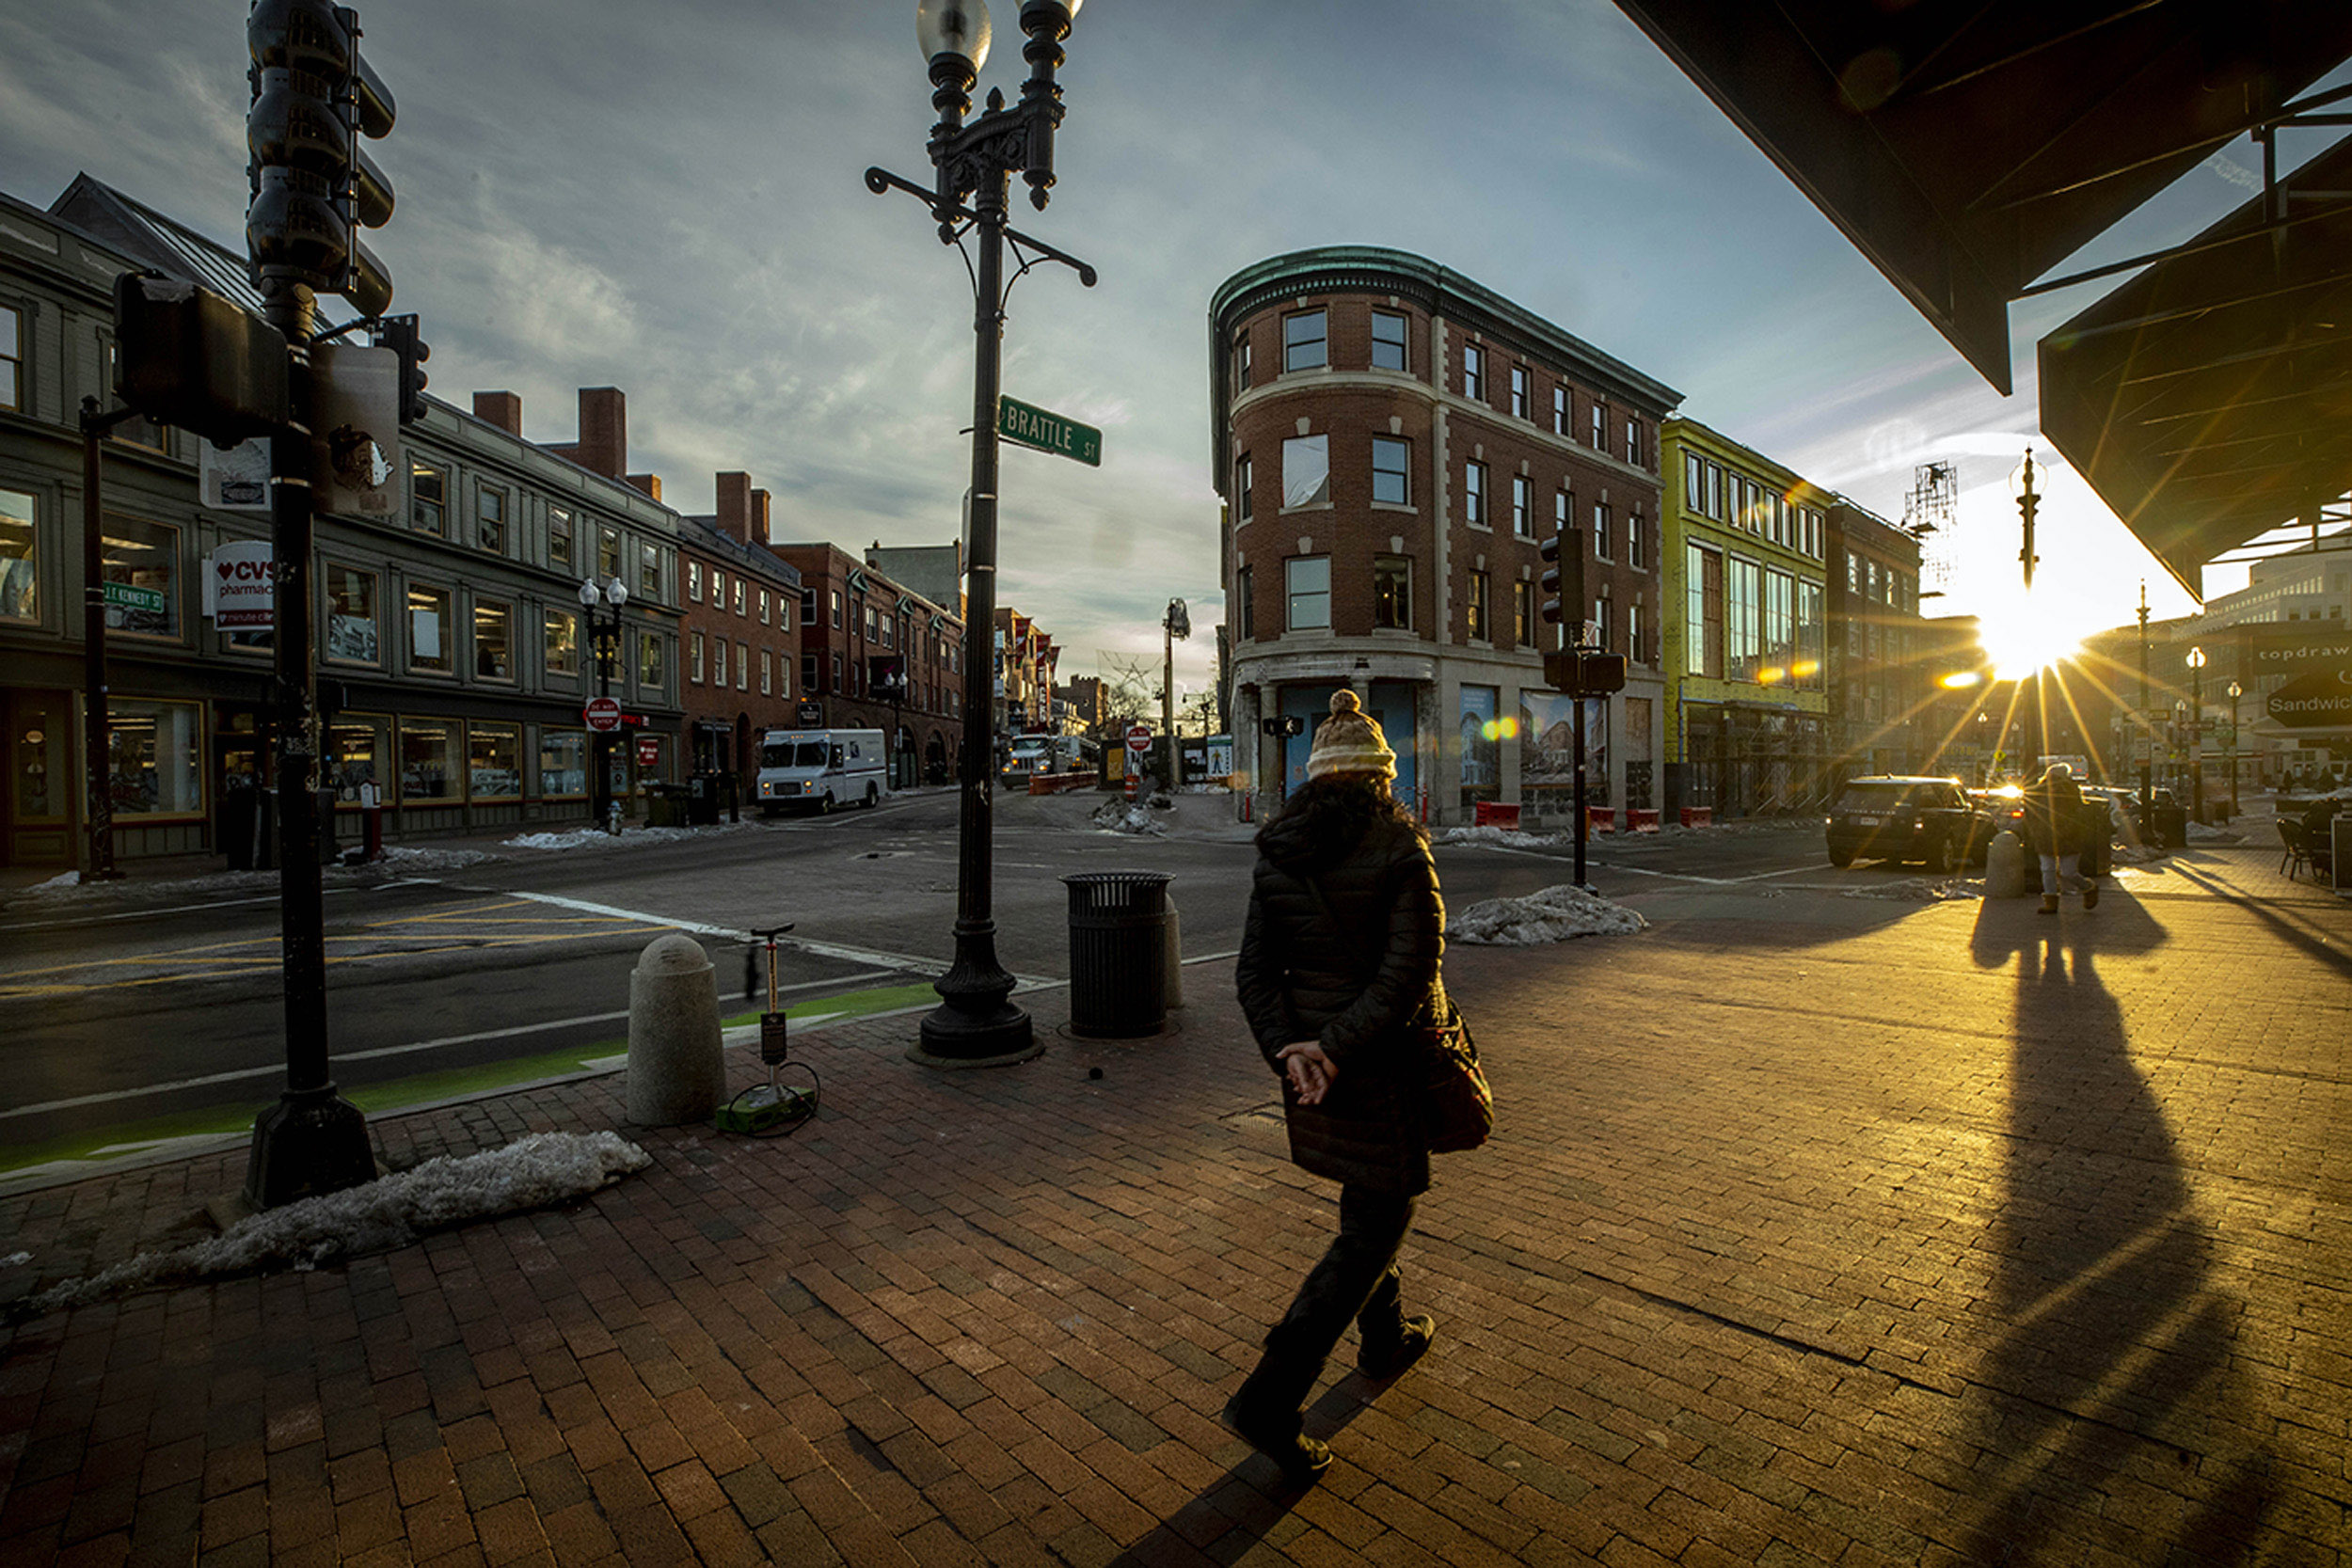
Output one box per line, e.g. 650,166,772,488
1959,895,2280,1560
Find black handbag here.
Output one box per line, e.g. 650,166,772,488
1302,874,1492,1154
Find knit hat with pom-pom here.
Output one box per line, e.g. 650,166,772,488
1305,689,1396,782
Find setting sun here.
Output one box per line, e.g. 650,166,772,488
1974,591,2093,681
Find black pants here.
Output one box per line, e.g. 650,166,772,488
1269,1184,1416,1364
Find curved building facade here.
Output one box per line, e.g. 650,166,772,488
1209,247,1681,826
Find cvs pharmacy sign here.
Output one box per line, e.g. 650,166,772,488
207,539,275,629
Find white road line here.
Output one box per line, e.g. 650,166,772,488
0,884,373,935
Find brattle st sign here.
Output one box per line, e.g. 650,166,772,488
997,395,1101,467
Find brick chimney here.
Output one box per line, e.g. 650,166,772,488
625,474,661,501
550,387,628,478
715,471,754,544
472,391,522,436
751,488,771,545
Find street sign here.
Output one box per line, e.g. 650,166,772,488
998,395,1102,467
103,580,167,614
1126,723,1151,753
2266,669,2352,728
583,697,623,732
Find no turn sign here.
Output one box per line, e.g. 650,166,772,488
1126,723,1152,753
583,697,623,732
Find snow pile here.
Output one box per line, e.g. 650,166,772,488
2185,819,2236,844
506,823,727,851
1448,883,1647,944
1090,800,1167,835
374,845,494,870
10,1132,647,1320
1433,825,1565,849
1841,876,1982,902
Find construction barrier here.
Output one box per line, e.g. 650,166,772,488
1473,800,1521,830
1587,806,1616,834
1679,806,1714,828
1628,808,1661,833
1025,771,1099,796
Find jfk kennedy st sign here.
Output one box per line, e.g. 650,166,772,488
997,396,1101,467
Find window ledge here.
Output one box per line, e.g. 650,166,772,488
1279,501,1335,516
1371,500,1419,515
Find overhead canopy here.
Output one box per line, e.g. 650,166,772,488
2040,136,2352,595
1612,0,2352,594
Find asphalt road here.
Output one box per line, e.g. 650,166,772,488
0,789,1853,1163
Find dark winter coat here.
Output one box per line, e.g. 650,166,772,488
2024,771,2085,857
1233,784,1447,1196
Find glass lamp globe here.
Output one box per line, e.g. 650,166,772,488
917,0,991,69
607,577,628,609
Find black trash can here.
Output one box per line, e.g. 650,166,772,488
646,784,688,828
688,771,722,825
219,781,260,871
1063,871,1172,1037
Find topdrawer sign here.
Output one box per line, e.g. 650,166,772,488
2240,626,2352,679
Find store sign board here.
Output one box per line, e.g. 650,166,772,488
208,539,274,627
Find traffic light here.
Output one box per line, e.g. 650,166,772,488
1539,526,1583,630
246,0,396,317
374,312,428,422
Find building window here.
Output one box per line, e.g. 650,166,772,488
1282,434,1329,508
1464,461,1486,528
1593,501,1613,561
687,561,703,602
831,651,842,690
541,730,587,799
1372,437,1409,505
643,542,662,601
1236,453,1253,523
473,599,513,681
0,487,34,623
325,564,378,664
759,589,771,625
105,698,204,816
1235,332,1251,388
830,589,842,628
1283,309,1327,372
476,486,506,554
1628,601,1645,665
1705,462,1723,520
1553,385,1569,436
597,525,621,579
1626,418,1642,467
1727,557,1760,682
1629,507,1646,571
407,584,453,673
801,590,815,626
1592,596,1610,650
691,630,706,683
0,304,22,410
548,507,574,575
1684,451,1703,513
1764,567,1795,680
713,636,727,688
1235,565,1253,640
732,577,745,616
1374,556,1411,629
1797,579,1824,689
1371,310,1406,371
1466,570,1490,641
1688,543,1722,678
760,648,773,696
1514,579,1535,645
1591,403,1606,450
1510,364,1529,419
1512,475,1533,537
400,718,458,800
737,640,750,691
639,631,664,696
462,723,521,802
1285,555,1330,631
410,460,447,536
102,515,180,640
544,609,579,676
1462,343,1484,402
803,652,818,694
1556,488,1570,536
326,715,388,804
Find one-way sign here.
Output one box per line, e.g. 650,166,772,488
998,395,1101,467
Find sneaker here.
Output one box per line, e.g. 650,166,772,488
2082,882,2099,910
1357,1314,1437,1380
1220,1394,1331,1483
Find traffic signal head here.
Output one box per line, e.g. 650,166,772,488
247,0,397,315
373,312,429,422
1538,525,1583,627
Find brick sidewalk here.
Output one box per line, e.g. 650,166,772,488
0,846,2344,1564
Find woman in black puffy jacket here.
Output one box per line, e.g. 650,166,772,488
1227,689,1448,1483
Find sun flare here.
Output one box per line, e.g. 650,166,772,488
1975,592,2093,681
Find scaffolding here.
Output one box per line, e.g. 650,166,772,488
1904,460,1961,596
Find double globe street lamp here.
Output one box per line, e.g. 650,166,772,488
869,0,1092,1066
580,575,629,831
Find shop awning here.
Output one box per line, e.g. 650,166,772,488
1610,1,2352,591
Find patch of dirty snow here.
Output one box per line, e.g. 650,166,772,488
1448,883,1647,944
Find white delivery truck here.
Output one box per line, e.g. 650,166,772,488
755,729,886,815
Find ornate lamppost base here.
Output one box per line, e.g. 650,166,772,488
242,1085,375,1211
914,994,1039,1068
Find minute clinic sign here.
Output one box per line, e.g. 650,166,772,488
208,539,275,629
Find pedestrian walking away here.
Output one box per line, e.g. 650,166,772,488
2026,761,2096,912
1229,689,1448,1484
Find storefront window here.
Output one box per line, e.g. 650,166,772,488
12,701,67,819
106,698,204,816
469,721,521,800
408,584,453,673
474,599,513,681
0,487,35,623
325,564,378,664
544,609,579,676
399,718,459,800
326,714,390,802
540,729,588,799
102,515,180,639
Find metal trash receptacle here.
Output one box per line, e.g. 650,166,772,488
1063,871,1171,1037
646,784,688,828
687,772,722,825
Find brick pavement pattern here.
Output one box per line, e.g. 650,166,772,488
0,847,2345,1564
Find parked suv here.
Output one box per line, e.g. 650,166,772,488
1826,776,1983,872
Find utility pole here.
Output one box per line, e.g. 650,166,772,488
1163,597,1188,791
78,398,139,883
2137,581,2151,816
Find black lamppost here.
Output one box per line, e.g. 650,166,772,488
2186,644,2206,823
580,575,628,832
871,0,1093,1066
2226,678,2242,815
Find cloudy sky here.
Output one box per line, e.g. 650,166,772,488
7,0,2338,698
